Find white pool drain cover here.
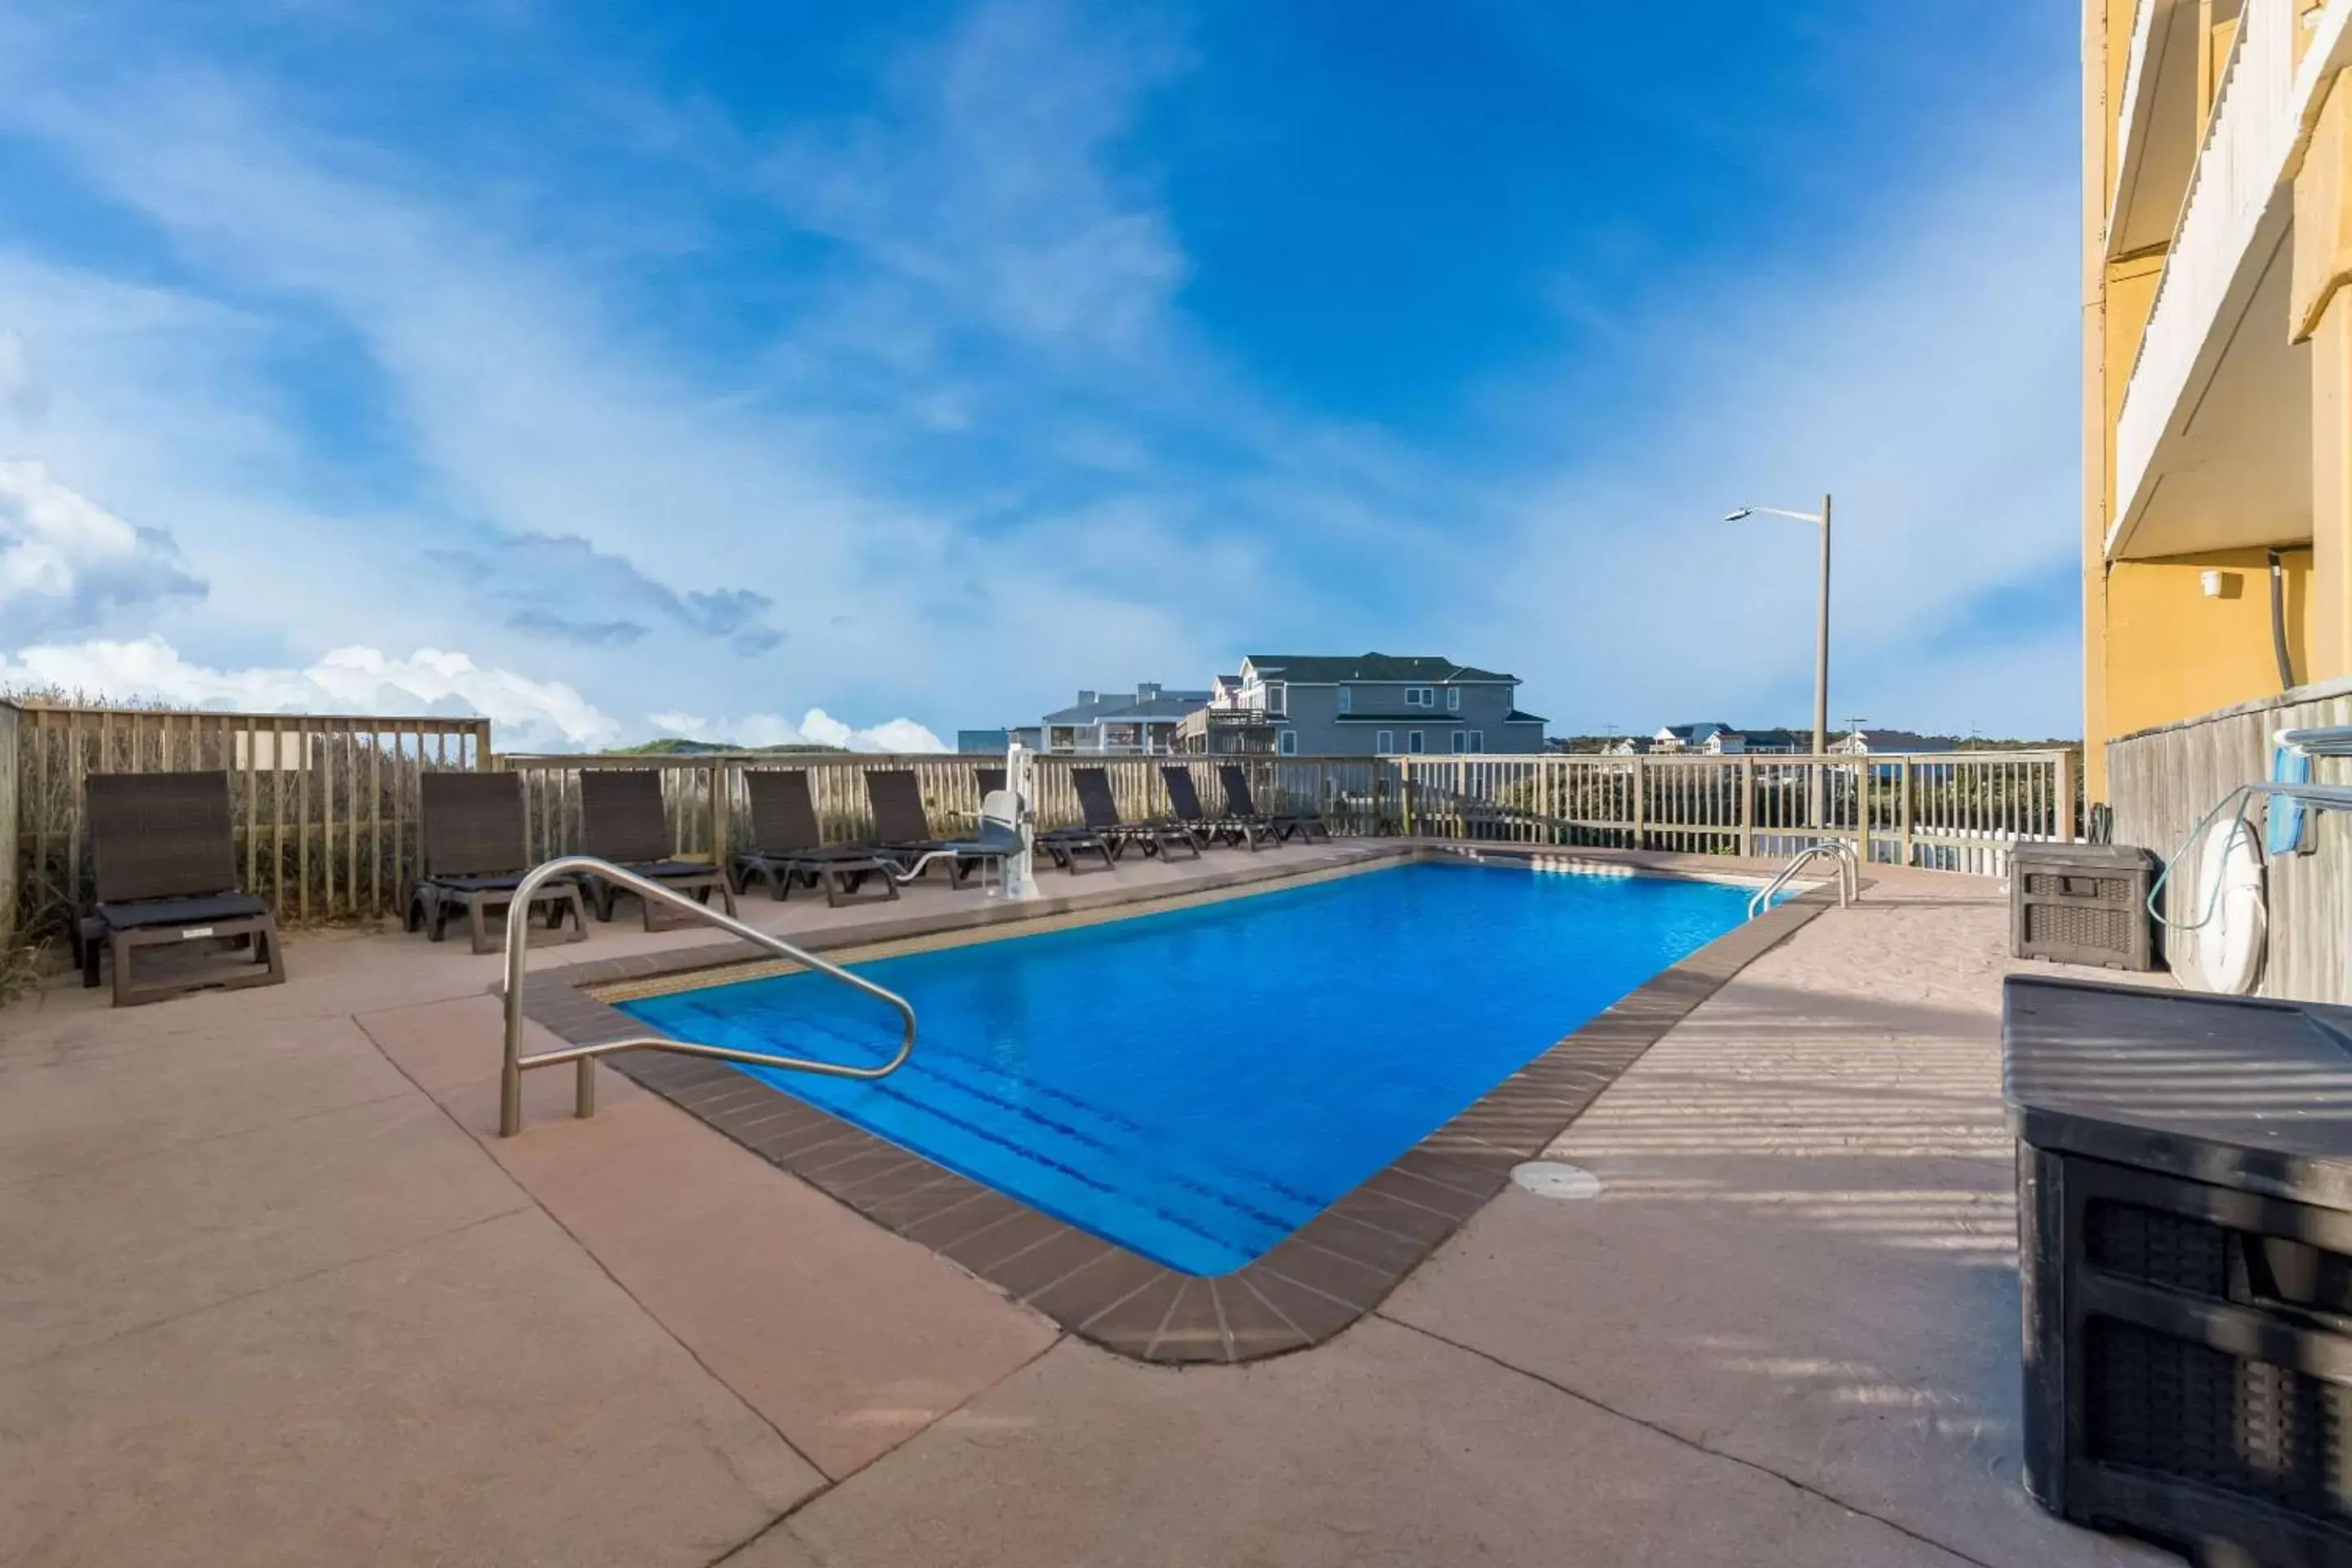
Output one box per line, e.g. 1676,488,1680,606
1511,1161,1603,1200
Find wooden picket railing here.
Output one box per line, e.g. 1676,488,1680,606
5,699,2077,949
493,751,1392,865
4,702,489,942
1389,751,2075,874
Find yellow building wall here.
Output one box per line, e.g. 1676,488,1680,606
2104,550,2312,738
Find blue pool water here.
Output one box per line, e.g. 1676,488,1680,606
620,862,1749,1275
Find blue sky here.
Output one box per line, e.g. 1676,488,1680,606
0,0,2082,748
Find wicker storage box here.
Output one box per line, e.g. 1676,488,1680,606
2007,978,2352,1564
2011,843,2157,971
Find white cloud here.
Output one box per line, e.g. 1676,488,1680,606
0,459,206,637
800,709,947,753
650,707,947,754
0,327,43,422
0,635,620,751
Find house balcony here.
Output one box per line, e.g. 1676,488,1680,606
2108,0,2341,560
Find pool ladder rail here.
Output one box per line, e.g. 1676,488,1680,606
497,855,916,1138
1748,840,1859,920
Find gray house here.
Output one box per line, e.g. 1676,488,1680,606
1178,653,1545,756
1037,683,1210,755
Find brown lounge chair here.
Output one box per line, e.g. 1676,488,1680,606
578,769,737,929
1161,765,1274,849
1074,766,1200,860
866,768,1006,888
406,773,587,954
973,765,1116,874
732,770,898,908
1218,765,1329,844
78,771,286,1007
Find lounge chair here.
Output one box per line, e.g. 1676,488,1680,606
977,764,1116,874
407,773,588,954
1218,765,1330,844
894,787,1027,891
78,771,286,1007
577,769,737,928
1074,767,1200,861
732,770,898,908
866,768,1008,889
1161,765,1276,850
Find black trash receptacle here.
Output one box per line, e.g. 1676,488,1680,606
2011,842,2158,971
2007,976,2352,1564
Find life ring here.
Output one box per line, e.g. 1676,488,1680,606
2189,816,2265,996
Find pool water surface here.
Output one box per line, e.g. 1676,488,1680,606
619,860,1749,1275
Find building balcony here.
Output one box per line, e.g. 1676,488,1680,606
2108,0,2336,559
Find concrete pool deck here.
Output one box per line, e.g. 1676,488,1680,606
0,845,2179,1566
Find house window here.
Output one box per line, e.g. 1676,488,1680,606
1404,687,1434,708
1337,685,1352,715
1450,731,1466,754
1446,687,1461,711
1468,732,1485,753
1265,681,1288,716
1407,730,1426,754
1375,728,1394,753
1277,729,1298,755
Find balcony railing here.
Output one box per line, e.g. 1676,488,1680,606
2112,0,2298,537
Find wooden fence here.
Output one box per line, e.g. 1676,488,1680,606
4,702,490,941
495,752,1390,865
6,702,2077,947
1391,751,2075,874
2109,675,2352,1002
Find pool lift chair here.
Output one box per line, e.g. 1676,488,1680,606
893,765,1041,901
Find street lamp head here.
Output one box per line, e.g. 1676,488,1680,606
1722,507,1753,523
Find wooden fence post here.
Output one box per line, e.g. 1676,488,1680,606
1738,757,1753,859
1630,756,1646,851
0,701,18,949
2056,746,2078,842
1899,759,1914,868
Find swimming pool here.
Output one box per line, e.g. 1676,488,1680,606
619,860,1751,1275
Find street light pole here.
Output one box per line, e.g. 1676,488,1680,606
1813,490,1832,795
1723,493,1835,829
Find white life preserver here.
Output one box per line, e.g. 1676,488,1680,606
2189,816,2266,996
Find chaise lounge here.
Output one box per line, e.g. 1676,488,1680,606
78,770,287,1007
976,764,1116,874
407,773,587,954
577,769,737,929
866,768,1004,889
1074,766,1200,860
1218,764,1330,844
1162,764,1276,850
732,769,899,908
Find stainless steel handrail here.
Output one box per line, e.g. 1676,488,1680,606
498,855,917,1138
1748,840,1859,919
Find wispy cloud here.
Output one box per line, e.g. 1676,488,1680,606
0,635,618,750
646,707,946,753
425,532,784,653
0,0,2086,746
0,460,206,638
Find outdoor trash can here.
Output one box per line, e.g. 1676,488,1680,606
2005,975,2352,1565
2011,842,2157,971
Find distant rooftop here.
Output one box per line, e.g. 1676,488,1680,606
1040,683,1212,726
1241,653,1516,684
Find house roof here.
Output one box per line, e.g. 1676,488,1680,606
1504,710,1547,724
1040,688,1212,725
1659,722,1736,742
1241,653,1516,684
1741,728,1802,750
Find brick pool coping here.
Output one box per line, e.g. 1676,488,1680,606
516,844,1839,1364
